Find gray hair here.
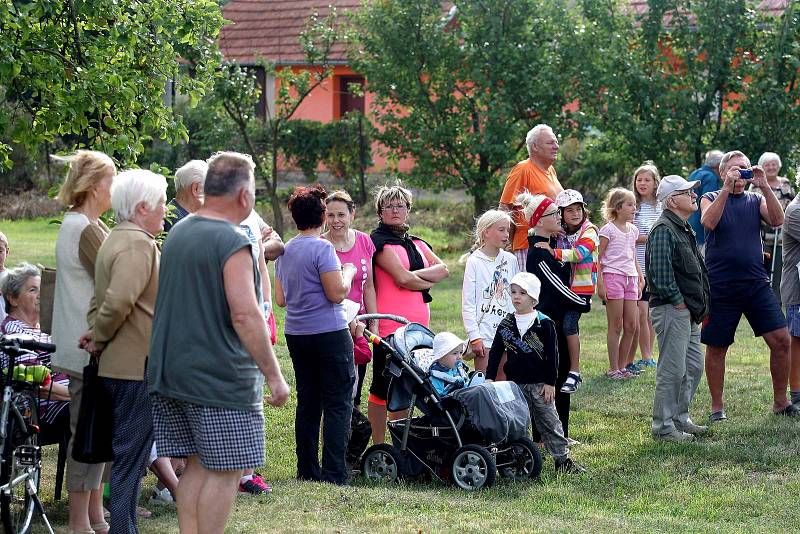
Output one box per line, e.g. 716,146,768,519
704,150,724,168
2,262,40,313
758,152,782,169
204,152,255,197
174,160,208,192
525,124,553,158
111,169,168,223
719,150,751,176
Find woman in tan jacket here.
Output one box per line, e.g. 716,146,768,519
82,169,167,534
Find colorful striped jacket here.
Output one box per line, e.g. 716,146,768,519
553,219,599,296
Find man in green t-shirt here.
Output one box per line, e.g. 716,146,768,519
148,152,289,532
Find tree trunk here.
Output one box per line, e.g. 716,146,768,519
269,149,285,237
356,113,368,205
472,187,490,218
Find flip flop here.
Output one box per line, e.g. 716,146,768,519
709,410,727,422
774,404,800,417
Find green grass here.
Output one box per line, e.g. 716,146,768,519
2,217,800,533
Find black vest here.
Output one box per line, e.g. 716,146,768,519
646,210,710,323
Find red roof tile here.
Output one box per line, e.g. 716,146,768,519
220,1,791,65
219,0,362,65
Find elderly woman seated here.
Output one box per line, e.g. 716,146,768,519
0,262,71,444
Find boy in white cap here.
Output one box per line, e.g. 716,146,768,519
487,272,586,474
428,332,471,396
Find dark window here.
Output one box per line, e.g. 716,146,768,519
253,67,267,121
338,75,365,117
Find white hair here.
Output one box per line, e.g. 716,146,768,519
174,160,208,192
704,150,724,168
111,169,168,222
525,124,553,158
758,152,782,169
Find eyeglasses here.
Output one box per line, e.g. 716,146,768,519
541,209,560,219
670,190,695,199
381,204,408,212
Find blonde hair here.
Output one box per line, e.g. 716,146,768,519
601,187,636,222
54,150,116,208
0,231,7,248
632,161,661,204
515,191,550,227
459,209,513,263
374,182,412,217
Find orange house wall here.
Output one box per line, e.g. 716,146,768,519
275,65,413,173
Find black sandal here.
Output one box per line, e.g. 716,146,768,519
709,410,727,422
774,404,800,417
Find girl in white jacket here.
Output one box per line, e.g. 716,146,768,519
461,210,519,372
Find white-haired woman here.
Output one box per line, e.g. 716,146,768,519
80,169,166,534
749,152,795,303
50,150,116,534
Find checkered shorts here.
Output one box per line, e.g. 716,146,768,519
151,394,265,471
515,248,529,271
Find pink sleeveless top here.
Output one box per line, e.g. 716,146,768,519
374,241,431,337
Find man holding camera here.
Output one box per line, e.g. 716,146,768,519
700,150,798,420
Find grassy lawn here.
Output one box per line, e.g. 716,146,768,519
2,215,800,533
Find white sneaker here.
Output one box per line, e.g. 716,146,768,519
149,486,174,504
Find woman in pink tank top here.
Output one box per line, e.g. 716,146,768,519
367,184,449,444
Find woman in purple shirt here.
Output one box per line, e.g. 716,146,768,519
275,185,357,485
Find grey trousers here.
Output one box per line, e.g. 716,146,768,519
651,305,704,435
520,383,568,459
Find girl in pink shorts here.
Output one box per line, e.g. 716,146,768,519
597,188,645,379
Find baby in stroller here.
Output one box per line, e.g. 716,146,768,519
428,332,470,396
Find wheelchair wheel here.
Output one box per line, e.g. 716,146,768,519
362,444,402,483
497,437,542,481
450,444,495,490
0,391,39,534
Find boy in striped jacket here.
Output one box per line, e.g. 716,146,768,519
533,189,598,394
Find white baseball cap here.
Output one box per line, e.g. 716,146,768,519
432,332,465,361
555,189,585,208
510,272,541,302
657,175,700,202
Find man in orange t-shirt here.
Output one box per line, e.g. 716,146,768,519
499,124,564,270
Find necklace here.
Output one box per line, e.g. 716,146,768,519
330,229,354,252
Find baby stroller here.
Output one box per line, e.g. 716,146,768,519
358,314,542,491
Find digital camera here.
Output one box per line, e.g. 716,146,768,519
738,169,754,180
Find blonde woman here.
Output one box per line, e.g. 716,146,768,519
51,150,115,534
368,183,449,443
629,162,662,370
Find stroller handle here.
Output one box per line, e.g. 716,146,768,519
355,313,409,325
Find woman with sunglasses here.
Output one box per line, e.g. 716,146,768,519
367,183,449,444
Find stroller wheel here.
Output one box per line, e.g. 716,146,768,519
361,444,402,483
450,445,496,491
498,437,542,480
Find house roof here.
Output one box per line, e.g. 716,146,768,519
219,0,362,65
220,0,791,65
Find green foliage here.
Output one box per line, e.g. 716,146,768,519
349,0,592,214
721,3,800,165
212,9,343,235
576,0,800,177
281,111,373,203
0,0,225,170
